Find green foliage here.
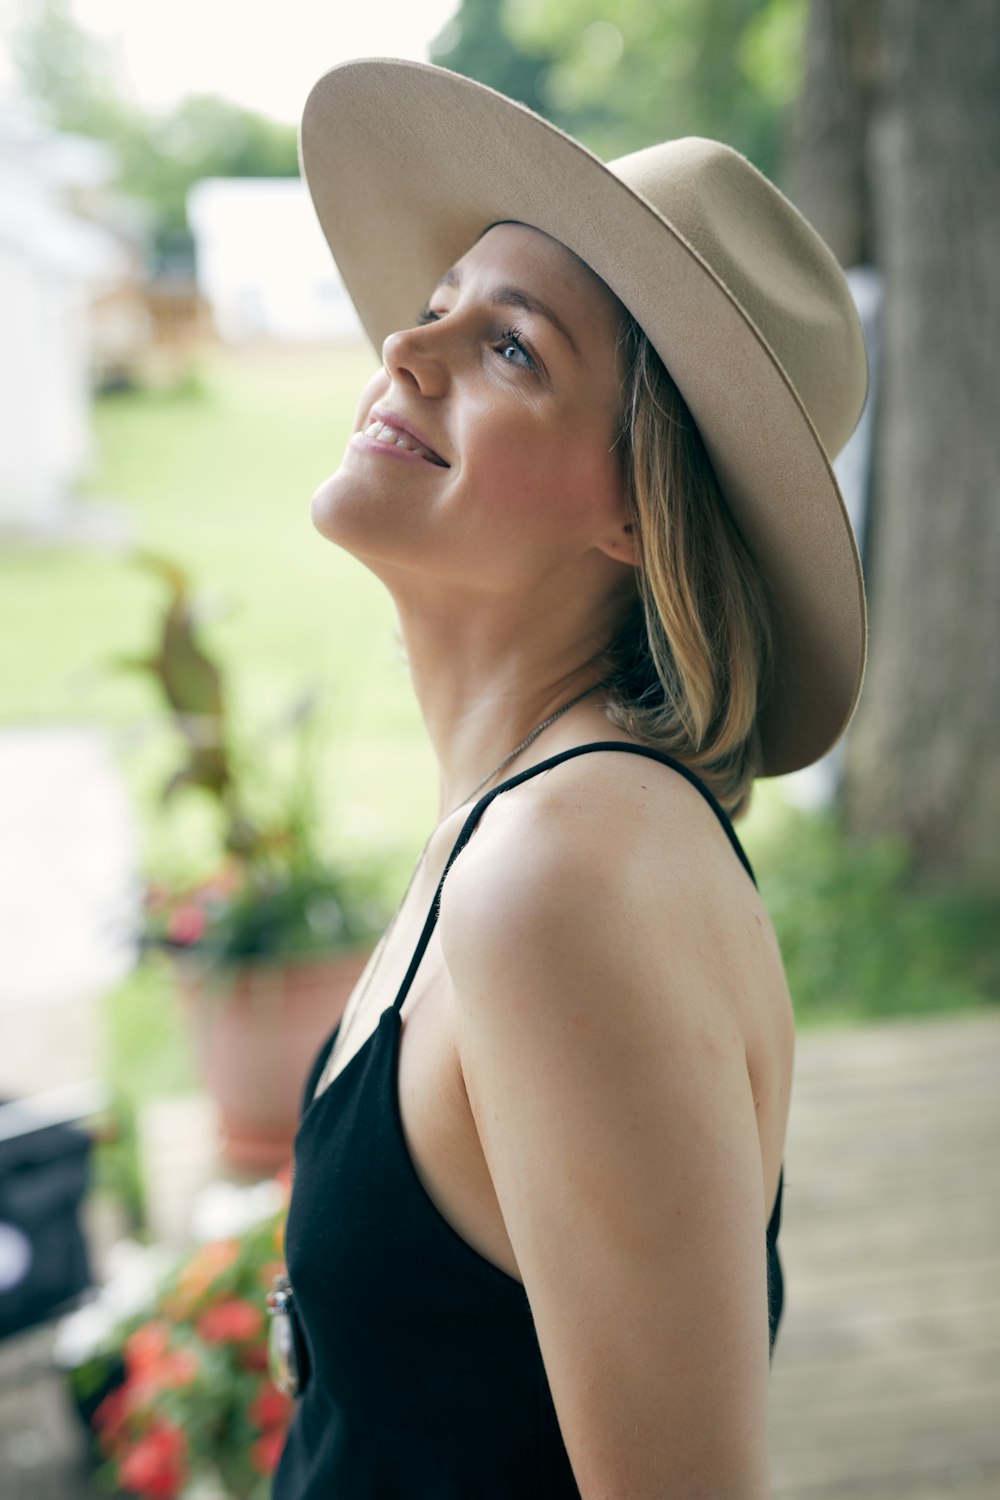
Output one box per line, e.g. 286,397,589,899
432,0,808,175
12,0,125,134
739,0,810,107
90,1092,146,1235
751,801,1000,1026
110,546,389,969
429,0,555,114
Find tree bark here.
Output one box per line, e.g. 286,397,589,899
790,0,879,266
796,0,1000,884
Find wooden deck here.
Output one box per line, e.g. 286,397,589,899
768,1010,1000,1499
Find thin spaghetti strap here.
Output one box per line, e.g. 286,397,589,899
390,741,755,1015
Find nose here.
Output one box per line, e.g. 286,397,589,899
381,322,449,396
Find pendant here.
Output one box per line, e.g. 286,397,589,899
266,1273,308,1397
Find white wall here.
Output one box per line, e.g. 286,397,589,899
0,126,126,530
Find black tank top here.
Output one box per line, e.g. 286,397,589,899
273,743,785,1499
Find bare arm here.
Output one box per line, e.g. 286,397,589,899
439,766,775,1499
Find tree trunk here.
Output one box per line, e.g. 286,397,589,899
789,0,878,266
796,0,1000,884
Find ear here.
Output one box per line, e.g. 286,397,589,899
596,520,640,569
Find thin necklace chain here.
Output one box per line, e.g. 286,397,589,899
315,682,602,1090
441,682,601,819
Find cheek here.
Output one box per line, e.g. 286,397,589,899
461,416,605,519
475,437,622,539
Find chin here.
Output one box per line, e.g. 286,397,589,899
309,470,345,543
308,469,407,589
309,464,376,545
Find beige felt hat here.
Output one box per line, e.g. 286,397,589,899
299,57,869,776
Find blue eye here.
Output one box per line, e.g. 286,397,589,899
496,327,535,371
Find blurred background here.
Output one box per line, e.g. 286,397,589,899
0,1,997,1497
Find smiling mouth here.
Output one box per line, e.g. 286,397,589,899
362,419,449,467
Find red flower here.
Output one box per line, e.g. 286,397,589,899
166,901,206,945
119,1322,200,1406
249,1380,293,1430
250,1426,287,1475
160,1348,199,1387
135,1347,200,1397
118,1419,188,1498
195,1297,264,1345
124,1321,172,1375
93,1384,131,1451
163,1237,240,1319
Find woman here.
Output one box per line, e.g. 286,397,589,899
269,59,868,1499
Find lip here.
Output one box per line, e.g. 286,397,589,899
365,407,450,467
348,432,448,469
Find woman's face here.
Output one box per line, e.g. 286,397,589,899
310,222,635,597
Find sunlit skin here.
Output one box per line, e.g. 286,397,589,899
309,222,791,1498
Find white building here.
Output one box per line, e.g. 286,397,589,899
0,117,127,533
187,177,362,344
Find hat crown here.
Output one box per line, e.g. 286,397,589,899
610,137,867,461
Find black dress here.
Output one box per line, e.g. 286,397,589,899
272,743,785,1499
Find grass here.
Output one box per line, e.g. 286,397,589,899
4,345,997,1217
750,801,999,1030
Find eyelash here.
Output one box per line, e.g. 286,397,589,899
415,304,537,373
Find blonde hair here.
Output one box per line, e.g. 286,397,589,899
601,314,774,820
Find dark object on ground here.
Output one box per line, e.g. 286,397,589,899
0,1104,93,1340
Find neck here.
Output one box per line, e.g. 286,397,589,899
391,584,624,821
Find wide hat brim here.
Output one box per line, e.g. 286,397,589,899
299,57,868,777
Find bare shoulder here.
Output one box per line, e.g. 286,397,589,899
439,744,785,1030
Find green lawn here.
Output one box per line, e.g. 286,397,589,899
4,344,996,1214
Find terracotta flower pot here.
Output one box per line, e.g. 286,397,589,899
177,949,370,1173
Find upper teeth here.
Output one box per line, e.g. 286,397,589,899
364,420,444,465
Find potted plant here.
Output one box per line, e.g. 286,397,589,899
115,549,386,1170
64,1173,293,1499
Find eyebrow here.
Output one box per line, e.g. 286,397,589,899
438,267,582,361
